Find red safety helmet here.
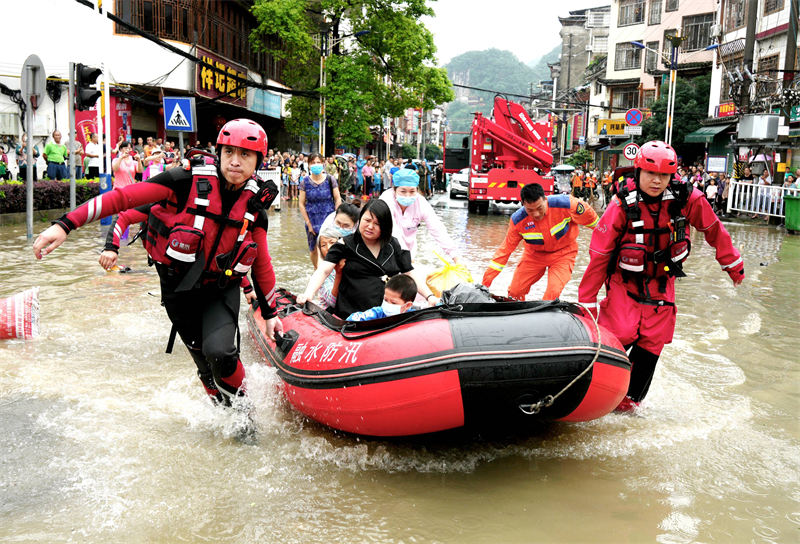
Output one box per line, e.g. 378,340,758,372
634,140,677,174
216,119,268,156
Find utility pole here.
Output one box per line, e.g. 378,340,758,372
782,0,799,112
741,0,759,113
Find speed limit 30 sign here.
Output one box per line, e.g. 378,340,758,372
623,143,640,161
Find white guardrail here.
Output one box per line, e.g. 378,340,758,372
726,181,799,219
256,168,283,211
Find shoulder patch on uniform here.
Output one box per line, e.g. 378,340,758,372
511,207,528,225
547,194,571,208
576,202,585,215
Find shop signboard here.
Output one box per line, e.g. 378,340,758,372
716,101,738,117
252,89,282,119
597,119,627,136
196,47,247,106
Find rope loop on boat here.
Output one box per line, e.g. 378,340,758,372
518,302,603,416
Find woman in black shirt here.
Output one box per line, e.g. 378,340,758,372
297,199,438,318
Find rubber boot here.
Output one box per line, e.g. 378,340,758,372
186,344,225,404
624,344,661,404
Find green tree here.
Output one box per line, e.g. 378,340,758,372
424,144,442,160
637,74,711,159
565,148,592,168
401,143,417,159
251,0,454,154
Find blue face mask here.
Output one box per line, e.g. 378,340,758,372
336,226,354,237
396,195,417,207
309,164,324,175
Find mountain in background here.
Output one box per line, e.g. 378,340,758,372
527,45,561,88
443,46,560,133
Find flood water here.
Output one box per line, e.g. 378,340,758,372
1,197,798,543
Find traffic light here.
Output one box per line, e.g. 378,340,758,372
75,63,102,111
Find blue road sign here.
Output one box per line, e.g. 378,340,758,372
625,108,643,126
163,96,196,132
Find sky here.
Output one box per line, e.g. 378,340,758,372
423,0,606,66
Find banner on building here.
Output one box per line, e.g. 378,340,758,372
252,89,282,119
716,102,738,117
74,96,132,151
196,47,247,107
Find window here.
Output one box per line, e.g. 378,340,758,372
619,0,645,26
665,0,679,11
142,0,154,32
645,41,660,72
643,90,656,108
764,0,784,15
181,7,189,42
595,81,603,95
759,54,780,95
615,42,642,70
163,4,173,35
592,35,608,53
612,86,639,110
683,13,715,52
588,10,610,28
725,0,747,32
649,0,662,25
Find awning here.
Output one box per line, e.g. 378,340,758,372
606,141,631,154
684,124,733,143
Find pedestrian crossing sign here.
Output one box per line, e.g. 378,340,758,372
163,96,196,132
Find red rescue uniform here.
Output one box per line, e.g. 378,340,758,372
483,194,599,300
578,179,743,401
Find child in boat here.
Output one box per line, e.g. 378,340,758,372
346,274,417,322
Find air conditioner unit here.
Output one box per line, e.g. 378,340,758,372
709,24,722,37
738,114,780,140
585,45,593,51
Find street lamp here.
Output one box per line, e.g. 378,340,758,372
319,29,370,155
631,38,718,145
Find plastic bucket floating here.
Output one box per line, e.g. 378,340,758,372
0,287,40,340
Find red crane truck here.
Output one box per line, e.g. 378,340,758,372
444,97,555,214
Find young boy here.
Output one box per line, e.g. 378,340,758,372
346,274,417,321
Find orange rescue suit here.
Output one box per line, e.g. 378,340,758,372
482,194,599,300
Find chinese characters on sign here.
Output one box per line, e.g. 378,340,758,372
290,341,364,366
196,47,247,106
716,102,738,118
597,119,627,136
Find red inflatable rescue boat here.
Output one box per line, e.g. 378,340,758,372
247,291,631,437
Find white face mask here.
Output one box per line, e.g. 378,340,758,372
380,300,403,317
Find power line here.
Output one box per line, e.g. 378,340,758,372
72,0,316,98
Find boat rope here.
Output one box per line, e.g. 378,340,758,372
518,302,603,416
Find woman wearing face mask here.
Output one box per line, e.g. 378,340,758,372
319,202,360,239
296,199,439,319
299,152,342,268
379,168,462,264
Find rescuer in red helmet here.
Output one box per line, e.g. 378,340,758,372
33,119,283,418
578,140,744,412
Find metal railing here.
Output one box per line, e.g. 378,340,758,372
726,181,798,219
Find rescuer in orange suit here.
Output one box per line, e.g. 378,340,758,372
482,183,599,300
571,170,584,198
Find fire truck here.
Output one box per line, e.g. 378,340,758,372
444,97,554,214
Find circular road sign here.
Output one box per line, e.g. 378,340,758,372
625,108,643,126
623,143,640,161
21,54,46,111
